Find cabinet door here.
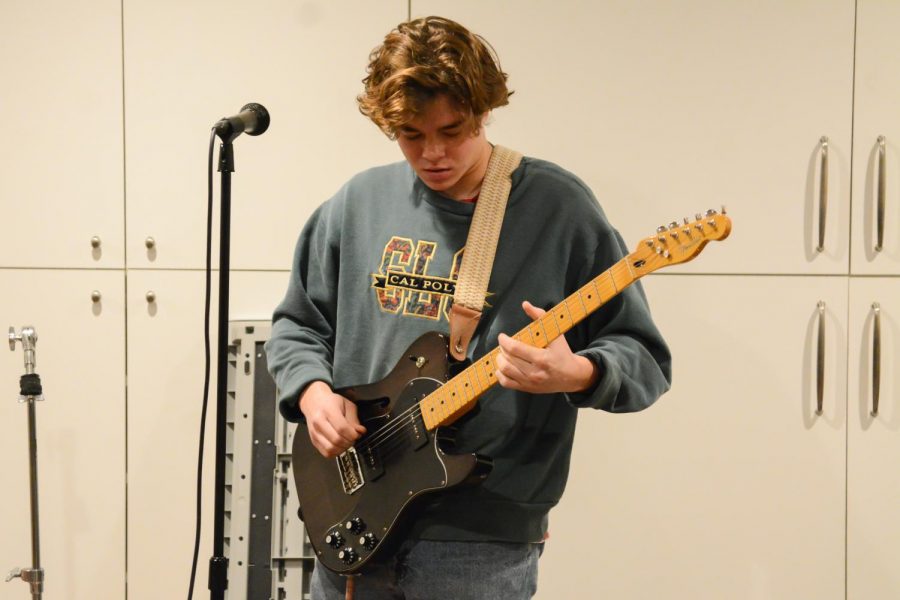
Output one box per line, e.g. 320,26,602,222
851,0,900,275
412,0,855,275
0,270,125,599
124,0,408,271
847,278,900,598
537,275,847,600
126,269,288,600
0,1,124,268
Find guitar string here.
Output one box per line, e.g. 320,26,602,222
349,258,651,455
354,261,648,451
349,254,676,455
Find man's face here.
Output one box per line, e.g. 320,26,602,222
396,94,491,200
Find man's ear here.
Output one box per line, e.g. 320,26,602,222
472,111,490,136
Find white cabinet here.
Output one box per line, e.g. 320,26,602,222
847,278,900,599
539,275,848,600
0,1,124,268
0,270,126,600
126,270,217,600
851,0,900,275
412,0,856,275
123,0,408,271
126,269,288,600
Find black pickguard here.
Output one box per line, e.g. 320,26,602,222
290,331,493,574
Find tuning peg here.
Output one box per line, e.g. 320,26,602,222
683,217,690,225
706,208,718,216
721,205,727,215
668,221,679,229
695,213,702,221
657,225,667,234
645,239,654,248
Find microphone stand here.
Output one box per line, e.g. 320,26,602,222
207,104,267,600
208,132,237,600
6,326,45,600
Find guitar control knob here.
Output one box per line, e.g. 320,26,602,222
345,517,366,534
360,532,378,551
325,530,344,548
338,547,359,565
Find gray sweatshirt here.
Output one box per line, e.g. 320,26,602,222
266,157,671,543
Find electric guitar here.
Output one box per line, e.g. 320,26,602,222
291,209,732,574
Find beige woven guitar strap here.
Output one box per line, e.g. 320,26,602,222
449,145,523,361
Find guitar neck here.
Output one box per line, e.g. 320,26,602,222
420,256,638,430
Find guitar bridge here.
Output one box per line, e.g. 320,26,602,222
336,447,365,495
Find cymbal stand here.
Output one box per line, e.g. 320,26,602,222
6,326,45,599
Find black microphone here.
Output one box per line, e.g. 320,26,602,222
213,102,270,140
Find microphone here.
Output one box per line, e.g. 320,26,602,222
214,103,270,140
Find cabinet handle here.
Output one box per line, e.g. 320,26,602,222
817,137,829,252
816,301,826,414
872,302,881,416
876,136,886,252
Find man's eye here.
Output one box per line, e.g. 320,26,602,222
401,132,421,140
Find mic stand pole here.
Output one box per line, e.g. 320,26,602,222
6,326,45,600
208,133,237,600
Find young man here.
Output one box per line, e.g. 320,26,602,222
266,16,671,599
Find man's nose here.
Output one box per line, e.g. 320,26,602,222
422,139,445,161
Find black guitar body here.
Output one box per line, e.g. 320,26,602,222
290,331,493,574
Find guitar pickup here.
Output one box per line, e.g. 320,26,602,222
336,447,365,495
360,444,385,482
409,413,428,450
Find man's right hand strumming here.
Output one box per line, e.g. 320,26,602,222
299,381,366,458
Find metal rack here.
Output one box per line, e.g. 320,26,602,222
226,321,314,600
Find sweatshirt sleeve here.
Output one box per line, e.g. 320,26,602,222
564,230,673,413
265,202,340,422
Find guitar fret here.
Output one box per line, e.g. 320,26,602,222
533,319,549,347
476,362,489,395
545,310,560,339
607,269,618,294
623,256,636,279
553,308,565,334
448,381,461,411
557,302,574,332
589,279,602,310
566,295,584,323
572,295,586,321
462,370,475,400
485,351,497,384
444,386,453,418
577,286,590,317
435,389,445,421
468,362,484,395
523,326,536,346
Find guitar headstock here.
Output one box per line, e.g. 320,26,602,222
629,208,732,277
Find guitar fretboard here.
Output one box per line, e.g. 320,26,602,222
420,256,637,430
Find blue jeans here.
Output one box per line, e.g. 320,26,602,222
310,540,543,599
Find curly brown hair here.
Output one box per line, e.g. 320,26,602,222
358,16,511,139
